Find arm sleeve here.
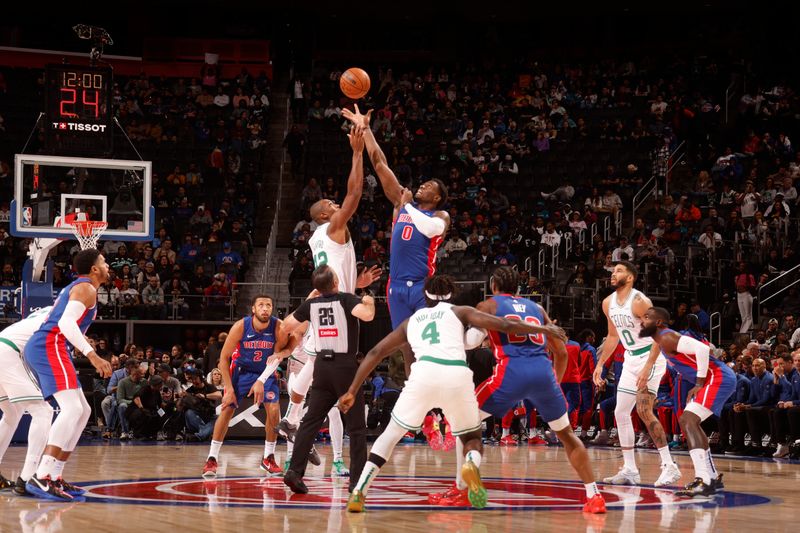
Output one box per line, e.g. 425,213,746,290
464,327,488,350
404,203,446,238
676,335,710,378
292,300,311,323
57,300,95,355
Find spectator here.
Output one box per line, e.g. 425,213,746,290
116,365,146,440
141,275,167,319
697,225,722,249
611,237,634,262
183,368,221,441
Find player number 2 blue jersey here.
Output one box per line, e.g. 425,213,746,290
233,315,278,373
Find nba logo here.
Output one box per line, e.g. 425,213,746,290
22,207,32,227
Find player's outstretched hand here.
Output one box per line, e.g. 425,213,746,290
338,392,355,413
348,125,365,153
592,366,606,388
545,325,567,342
220,389,237,411
342,104,372,127
248,380,265,405
89,352,113,378
356,265,383,289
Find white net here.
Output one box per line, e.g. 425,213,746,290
70,220,108,250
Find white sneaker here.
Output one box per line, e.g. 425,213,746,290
654,462,681,487
635,433,648,447
603,467,641,485
773,444,790,458
638,434,654,448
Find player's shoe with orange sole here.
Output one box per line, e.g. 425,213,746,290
347,489,366,512
499,435,517,446
583,494,607,513
428,483,462,504
528,435,547,445
460,460,488,509
260,454,283,476
202,458,218,479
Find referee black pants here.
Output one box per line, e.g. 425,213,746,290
288,354,367,492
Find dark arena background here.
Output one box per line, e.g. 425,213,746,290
0,1,799,531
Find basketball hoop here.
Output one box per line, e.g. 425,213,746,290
70,220,108,250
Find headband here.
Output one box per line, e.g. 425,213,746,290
425,290,452,301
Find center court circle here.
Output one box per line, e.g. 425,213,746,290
79,476,770,510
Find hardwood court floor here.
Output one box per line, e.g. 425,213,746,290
0,440,796,533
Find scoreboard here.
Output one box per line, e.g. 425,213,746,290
44,64,113,155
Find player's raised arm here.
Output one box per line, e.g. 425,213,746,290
339,321,409,412
328,126,365,240
342,104,403,205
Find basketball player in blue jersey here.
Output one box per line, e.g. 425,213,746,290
202,295,292,479
24,249,113,501
431,267,606,513
343,105,450,375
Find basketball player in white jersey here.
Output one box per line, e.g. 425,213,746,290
592,261,681,486
339,275,563,512
276,126,380,477
0,307,56,495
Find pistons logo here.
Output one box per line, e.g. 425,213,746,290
77,476,768,510
266,391,276,401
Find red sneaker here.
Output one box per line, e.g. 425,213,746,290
438,488,470,507
202,458,218,479
260,454,283,476
442,430,456,451
427,483,461,504
583,494,607,514
528,436,547,446
499,435,517,446
422,415,444,450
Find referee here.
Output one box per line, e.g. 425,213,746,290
280,265,375,494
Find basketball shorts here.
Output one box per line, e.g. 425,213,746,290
387,278,426,328
288,349,309,377
0,341,44,404
617,352,667,396
684,364,737,420
23,333,80,400
476,356,569,430
389,360,481,436
228,366,279,408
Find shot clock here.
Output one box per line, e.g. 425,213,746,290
45,64,113,155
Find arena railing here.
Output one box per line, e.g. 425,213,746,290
632,140,685,227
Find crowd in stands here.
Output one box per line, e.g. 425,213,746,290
286,56,800,455
0,64,273,318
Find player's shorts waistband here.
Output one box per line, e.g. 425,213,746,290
627,344,653,357
418,356,467,367
0,337,20,353
390,279,422,287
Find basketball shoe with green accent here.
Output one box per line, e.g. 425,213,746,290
347,489,366,512
460,459,487,509
331,459,350,477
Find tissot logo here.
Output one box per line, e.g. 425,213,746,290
51,122,107,132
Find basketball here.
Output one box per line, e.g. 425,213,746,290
340,67,370,99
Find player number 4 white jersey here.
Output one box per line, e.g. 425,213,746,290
407,303,467,364
608,289,652,355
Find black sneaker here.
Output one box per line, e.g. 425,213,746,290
711,473,725,492
276,419,298,442
55,478,86,496
25,475,73,502
0,472,13,490
14,477,30,496
283,469,309,494
308,445,321,466
675,477,715,498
